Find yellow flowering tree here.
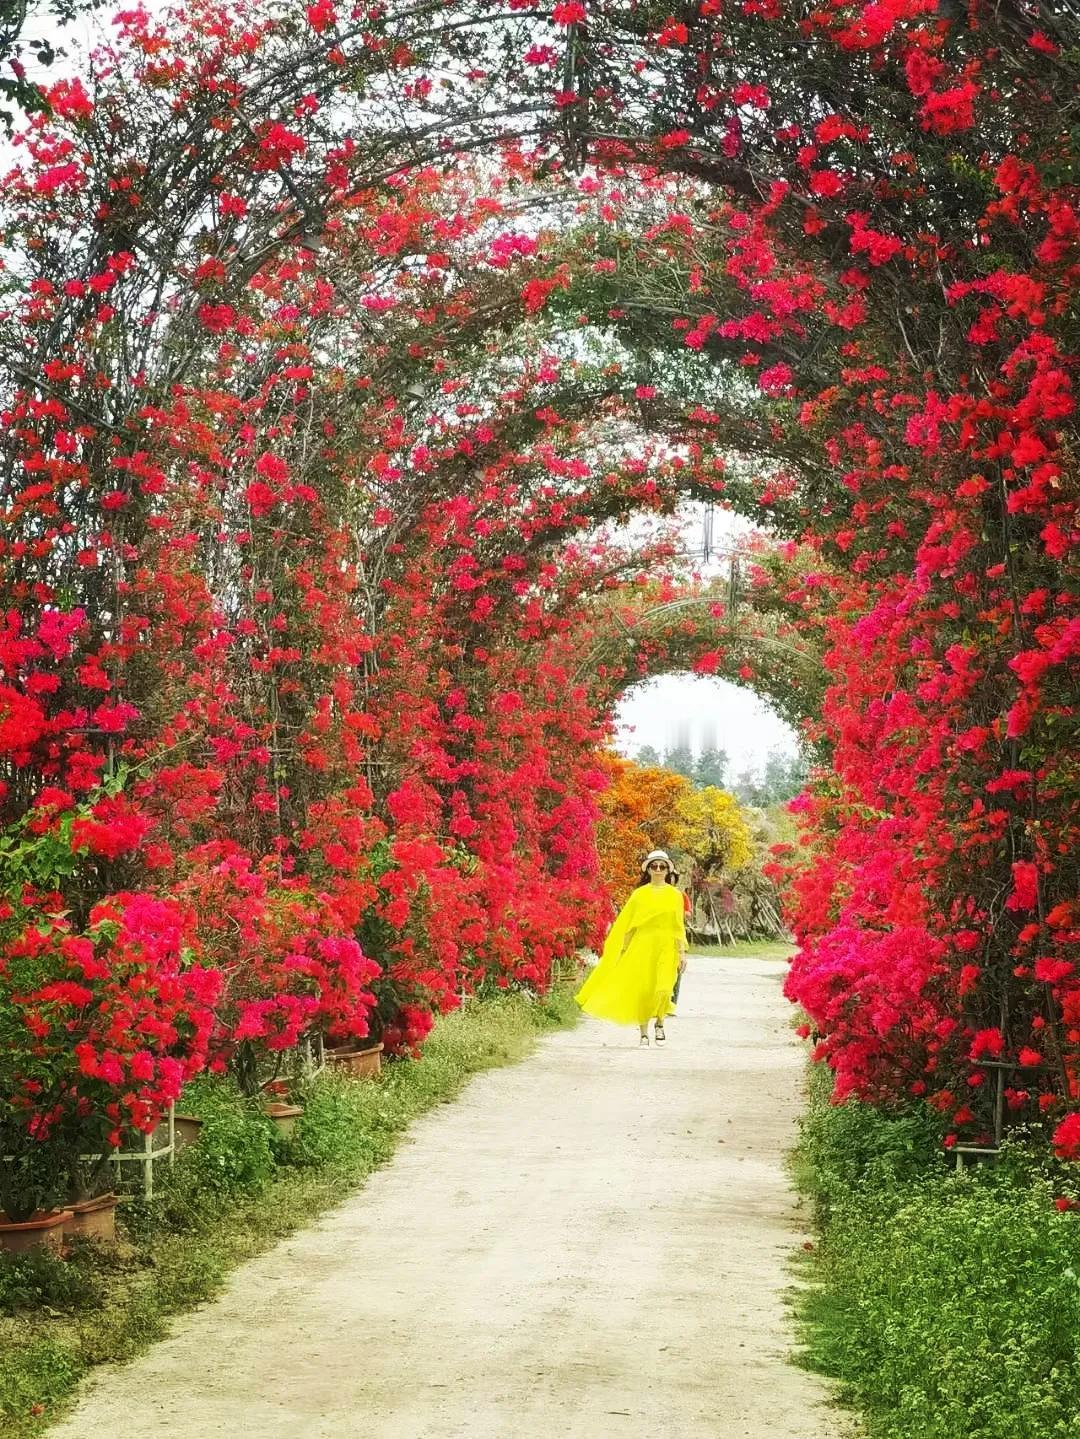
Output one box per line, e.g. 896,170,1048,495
670,786,752,880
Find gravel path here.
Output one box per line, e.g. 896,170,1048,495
48,952,844,1439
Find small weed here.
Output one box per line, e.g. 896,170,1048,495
0,1247,102,1318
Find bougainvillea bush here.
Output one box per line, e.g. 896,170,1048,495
0,0,1077,1201
0,876,220,1218
0,0,638,1177
501,0,1079,1159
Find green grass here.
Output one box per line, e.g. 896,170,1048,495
0,985,580,1438
688,937,794,958
792,1063,1080,1439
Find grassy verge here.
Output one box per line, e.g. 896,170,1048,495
792,1062,1080,1439
688,938,794,958
0,985,579,1438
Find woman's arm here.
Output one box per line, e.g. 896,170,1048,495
676,893,688,968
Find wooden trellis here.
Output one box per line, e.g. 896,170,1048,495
107,1107,176,1200
951,1056,1044,1173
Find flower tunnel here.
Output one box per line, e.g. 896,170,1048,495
0,0,1077,1205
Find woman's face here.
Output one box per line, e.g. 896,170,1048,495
646,860,670,885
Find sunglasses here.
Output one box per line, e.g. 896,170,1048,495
647,861,669,871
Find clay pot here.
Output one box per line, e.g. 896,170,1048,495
0,1209,71,1255
327,1042,383,1079
173,1114,204,1150
262,1102,304,1139
66,1192,120,1243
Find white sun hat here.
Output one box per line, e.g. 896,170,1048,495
641,849,673,871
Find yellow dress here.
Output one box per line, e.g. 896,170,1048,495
576,882,686,1027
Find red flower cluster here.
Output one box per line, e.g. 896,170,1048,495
1,891,220,1153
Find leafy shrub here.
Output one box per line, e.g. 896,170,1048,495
0,1249,102,1317
796,1069,1080,1439
794,1062,945,1222
125,1077,276,1240
288,1070,391,1171
171,1078,276,1196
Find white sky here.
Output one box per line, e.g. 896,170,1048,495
614,674,798,777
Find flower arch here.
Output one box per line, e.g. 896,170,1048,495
0,0,1075,1163
577,589,827,742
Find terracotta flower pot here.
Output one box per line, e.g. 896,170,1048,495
262,1102,304,1139
327,1042,383,1079
173,1114,204,1150
0,1209,71,1255
66,1193,120,1243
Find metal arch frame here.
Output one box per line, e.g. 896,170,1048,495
572,594,824,685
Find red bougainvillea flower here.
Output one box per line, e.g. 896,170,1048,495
1053,1115,1080,1163
0,0,1073,1174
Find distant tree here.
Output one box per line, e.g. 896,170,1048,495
724,806,791,941
760,750,808,806
662,741,695,782
694,745,728,790
595,753,692,897
731,767,763,807
729,750,807,807
670,786,752,878
634,744,661,768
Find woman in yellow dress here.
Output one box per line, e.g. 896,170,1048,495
577,850,688,1046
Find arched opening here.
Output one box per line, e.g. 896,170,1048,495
608,672,803,948
615,674,802,798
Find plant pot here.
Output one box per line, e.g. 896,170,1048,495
65,1192,120,1243
262,1102,304,1139
173,1114,204,1150
327,1042,383,1079
0,1209,71,1255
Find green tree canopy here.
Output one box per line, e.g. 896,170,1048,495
662,742,696,782
694,746,729,790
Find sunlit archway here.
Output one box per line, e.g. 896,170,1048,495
614,674,801,786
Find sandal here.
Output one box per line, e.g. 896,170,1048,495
654,1023,666,1045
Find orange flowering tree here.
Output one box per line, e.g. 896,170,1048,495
595,754,753,907
594,755,692,900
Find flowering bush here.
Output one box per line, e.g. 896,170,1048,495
517,0,1080,1153
594,754,692,897
0,888,220,1218
169,845,380,1092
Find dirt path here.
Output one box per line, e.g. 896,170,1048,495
48,953,844,1439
